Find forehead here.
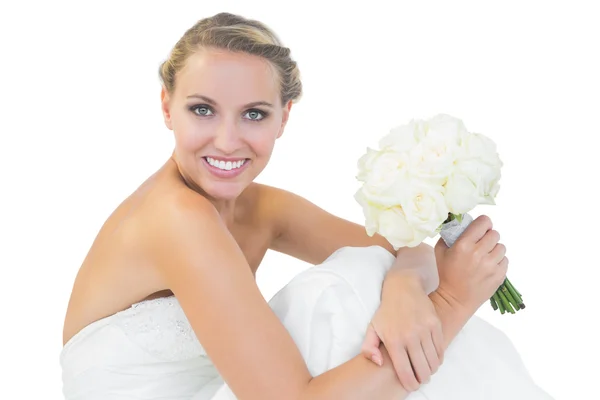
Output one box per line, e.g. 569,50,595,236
175,48,280,105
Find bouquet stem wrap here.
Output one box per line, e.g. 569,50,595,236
439,213,525,314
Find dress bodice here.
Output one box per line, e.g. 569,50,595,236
60,296,223,399
109,296,205,361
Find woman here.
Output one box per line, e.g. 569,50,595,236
60,12,541,400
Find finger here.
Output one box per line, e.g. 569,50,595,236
389,345,421,392
477,229,500,253
431,326,445,365
456,214,493,244
487,242,506,264
498,256,509,276
490,256,509,287
361,324,383,366
407,339,431,386
421,335,441,376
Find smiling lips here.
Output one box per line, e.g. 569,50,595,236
202,156,250,178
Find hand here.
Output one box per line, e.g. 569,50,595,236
360,271,444,392
435,214,509,314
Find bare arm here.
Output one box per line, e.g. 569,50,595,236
148,196,403,399
267,185,402,263
267,185,438,291
147,196,471,399
305,295,472,400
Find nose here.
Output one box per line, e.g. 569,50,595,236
213,118,242,155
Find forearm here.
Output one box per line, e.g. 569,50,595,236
300,294,471,400
294,248,470,400
386,243,439,294
301,345,407,400
383,271,471,347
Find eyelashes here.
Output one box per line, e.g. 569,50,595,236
189,105,214,117
245,109,268,121
188,104,269,121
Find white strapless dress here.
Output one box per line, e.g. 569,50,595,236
61,246,553,400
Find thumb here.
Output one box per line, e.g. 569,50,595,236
361,323,383,366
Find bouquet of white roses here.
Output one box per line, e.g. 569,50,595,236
355,113,524,314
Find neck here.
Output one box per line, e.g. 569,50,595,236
168,155,237,226
211,198,236,226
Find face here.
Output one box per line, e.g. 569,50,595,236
161,48,292,200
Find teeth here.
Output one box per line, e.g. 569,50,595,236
206,157,247,171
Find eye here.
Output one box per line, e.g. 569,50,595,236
190,105,214,117
244,109,268,121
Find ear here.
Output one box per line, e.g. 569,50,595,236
161,86,173,130
277,100,293,139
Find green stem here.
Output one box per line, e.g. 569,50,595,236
490,296,498,311
494,292,505,314
500,284,519,311
507,278,521,297
497,289,515,314
505,279,525,309
504,279,520,302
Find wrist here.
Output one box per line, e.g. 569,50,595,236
434,284,479,316
388,244,439,294
384,265,438,295
429,288,474,348
382,268,423,297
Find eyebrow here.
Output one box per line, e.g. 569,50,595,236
186,94,274,108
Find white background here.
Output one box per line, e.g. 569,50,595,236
1,1,598,399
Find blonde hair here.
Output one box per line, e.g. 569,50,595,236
159,12,302,105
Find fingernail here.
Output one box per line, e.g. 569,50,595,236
371,354,382,366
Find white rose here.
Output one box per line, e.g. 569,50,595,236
377,206,430,249
455,159,501,206
448,132,503,209
357,149,410,207
354,188,384,237
355,186,433,249
396,178,449,236
378,119,422,152
356,147,380,183
479,164,501,204
462,132,503,167
444,169,481,215
407,133,460,186
379,114,467,186
416,114,470,146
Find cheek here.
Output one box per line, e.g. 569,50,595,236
246,119,281,155
172,112,210,151
246,129,277,156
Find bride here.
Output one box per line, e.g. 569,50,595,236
60,12,553,399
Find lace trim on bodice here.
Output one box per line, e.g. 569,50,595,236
112,295,207,362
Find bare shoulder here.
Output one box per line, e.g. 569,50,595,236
244,183,298,225
249,181,294,201
227,182,289,234
139,184,226,268
143,184,313,399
